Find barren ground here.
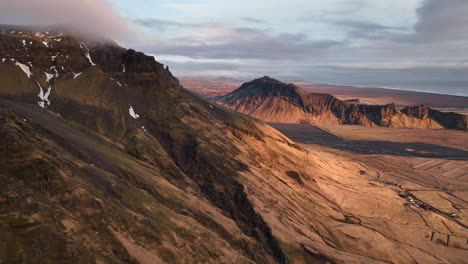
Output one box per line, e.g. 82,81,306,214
268,123,468,261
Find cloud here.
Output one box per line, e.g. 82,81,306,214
410,0,468,43
330,19,408,39
242,17,265,24
133,18,212,32
142,26,344,60
0,0,136,41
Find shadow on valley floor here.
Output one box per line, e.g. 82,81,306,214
269,123,468,160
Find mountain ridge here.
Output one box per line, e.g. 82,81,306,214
214,76,467,130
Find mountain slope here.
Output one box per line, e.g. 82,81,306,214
214,76,467,130
1,27,467,264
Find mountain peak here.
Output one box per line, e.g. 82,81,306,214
251,76,283,84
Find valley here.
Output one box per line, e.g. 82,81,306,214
271,122,468,254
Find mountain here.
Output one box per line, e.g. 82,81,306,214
214,76,468,130
1,26,467,264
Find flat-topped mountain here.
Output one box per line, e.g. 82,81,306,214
215,76,467,130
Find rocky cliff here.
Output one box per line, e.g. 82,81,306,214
402,105,467,130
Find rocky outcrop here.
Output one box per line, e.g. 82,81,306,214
402,105,468,130
215,77,467,130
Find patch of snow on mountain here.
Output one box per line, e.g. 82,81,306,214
79,42,96,66
122,64,126,72
15,61,32,78
42,41,49,47
22,39,26,46
1,58,5,63
73,72,82,79
50,66,59,77
128,105,140,119
45,72,54,82
117,81,122,87
36,81,51,107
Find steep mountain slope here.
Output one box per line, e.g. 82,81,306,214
1,26,467,264
214,76,467,130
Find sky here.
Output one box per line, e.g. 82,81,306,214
0,0,467,96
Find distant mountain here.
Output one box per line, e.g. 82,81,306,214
214,76,467,130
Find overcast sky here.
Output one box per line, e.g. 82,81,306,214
1,0,467,95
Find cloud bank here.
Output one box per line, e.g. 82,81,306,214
0,0,135,41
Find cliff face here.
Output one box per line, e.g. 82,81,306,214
215,77,467,130
402,105,468,130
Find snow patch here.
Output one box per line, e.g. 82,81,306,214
44,72,54,82
73,72,82,79
209,104,213,108
21,39,26,46
141,126,147,132
15,61,32,78
1,58,5,63
79,42,96,66
128,105,140,119
36,81,51,107
42,41,49,47
122,64,126,72
116,81,122,87
50,66,59,77
51,53,59,61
